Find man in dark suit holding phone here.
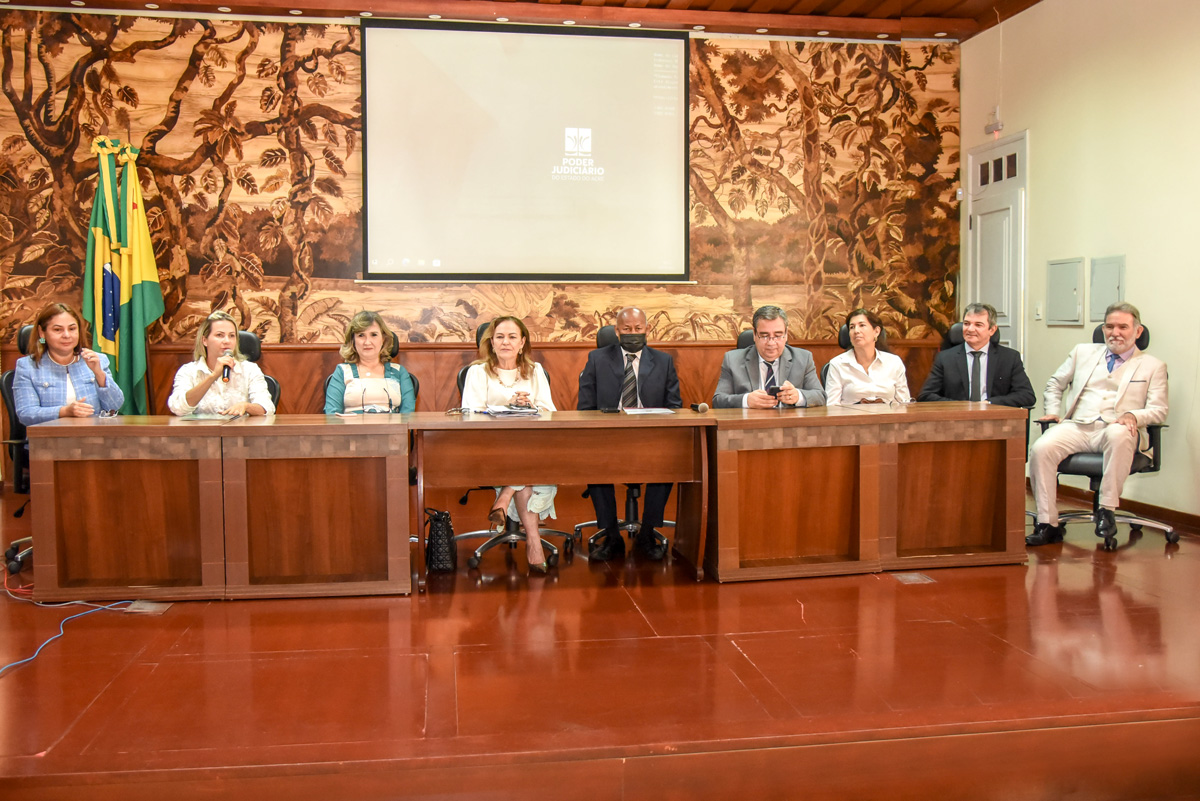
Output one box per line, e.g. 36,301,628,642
577,306,681,561
917,302,1035,407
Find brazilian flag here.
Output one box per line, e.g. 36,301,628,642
82,137,165,415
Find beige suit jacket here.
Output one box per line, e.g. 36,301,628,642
1043,343,1168,448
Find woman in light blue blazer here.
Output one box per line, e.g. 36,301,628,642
13,303,124,425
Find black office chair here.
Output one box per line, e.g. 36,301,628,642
320,336,417,411
572,324,674,556
451,322,571,569
238,330,281,408
1037,324,1176,551
819,324,851,386
3,325,34,572
736,329,755,350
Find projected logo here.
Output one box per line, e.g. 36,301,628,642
564,128,591,156
552,126,605,182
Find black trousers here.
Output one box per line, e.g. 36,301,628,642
587,483,673,533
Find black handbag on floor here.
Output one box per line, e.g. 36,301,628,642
424,508,457,573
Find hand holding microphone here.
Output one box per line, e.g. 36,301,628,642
219,349,235,383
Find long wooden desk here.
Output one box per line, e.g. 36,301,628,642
411,410,712,580
26,404,1026,601
705,402,1029,580
28,415,411,601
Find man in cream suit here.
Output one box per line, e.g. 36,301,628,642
1026,302,1169,546
713,305,825,409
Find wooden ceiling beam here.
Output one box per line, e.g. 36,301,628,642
7,0,985,40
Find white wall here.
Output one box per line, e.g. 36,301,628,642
961,0,1200,515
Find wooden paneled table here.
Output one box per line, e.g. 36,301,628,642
410,410,712,580
26,403,1026,601
706,402,1029,581
27,415,411,601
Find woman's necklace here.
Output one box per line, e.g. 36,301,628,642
360,361,380,377
495,365,518,389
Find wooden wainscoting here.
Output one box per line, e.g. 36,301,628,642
1,338,940,481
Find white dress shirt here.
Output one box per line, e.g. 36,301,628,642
168,359,276,416
824,349,911,405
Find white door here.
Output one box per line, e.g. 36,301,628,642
965,132,1028,353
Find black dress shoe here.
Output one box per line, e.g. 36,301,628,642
589,530,626,562
1025,523,1065,547
1096,508,1117,539
635,529,669,561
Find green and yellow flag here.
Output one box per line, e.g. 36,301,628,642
82,137,165,414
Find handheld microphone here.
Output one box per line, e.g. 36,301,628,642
690,402,709,413
221,349,232,383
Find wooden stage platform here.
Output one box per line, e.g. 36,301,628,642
2,489,1199,799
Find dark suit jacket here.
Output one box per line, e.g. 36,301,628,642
577,344,681,410
918,342,1035,407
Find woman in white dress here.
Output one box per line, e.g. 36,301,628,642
168,311,275,417
824,308,911,405
460,316,556,573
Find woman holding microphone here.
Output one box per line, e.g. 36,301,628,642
168,311,275,417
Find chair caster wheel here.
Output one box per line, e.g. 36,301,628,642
564,538,574,554
467,556,480,569
1166,531,1180,545
1129,523,1142,531
1103,536,1118,552
4,545,17,561
7,559,22,575
547,551,559,568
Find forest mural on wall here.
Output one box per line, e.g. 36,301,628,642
0,12,959,346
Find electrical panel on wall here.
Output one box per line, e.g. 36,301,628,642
1046,257,1084,326
1089,256,1125,322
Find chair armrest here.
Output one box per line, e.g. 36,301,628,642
1145,423,1167,472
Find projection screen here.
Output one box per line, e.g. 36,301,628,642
361,20,688,282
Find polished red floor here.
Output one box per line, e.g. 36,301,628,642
2,493,1199,800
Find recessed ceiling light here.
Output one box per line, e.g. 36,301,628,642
563,20,575,25
756,28,768,33
289,9,303,14
496,17,508,22
217,6,231,11
145,2,158,7
428,14,441,19
359,11,372,17
876,33,889,39
934,32,948,37
628,22,641,28
70,1,85,5
817,30,830,36
693,25,705,31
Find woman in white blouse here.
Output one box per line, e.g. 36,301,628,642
460,316,556,573
824,308,911,405
168,311,276,417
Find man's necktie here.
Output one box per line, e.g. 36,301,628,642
621,353,638,409
764,362,777,393
1106,352,1118,373
969,351,982,402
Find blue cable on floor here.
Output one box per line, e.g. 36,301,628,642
0,602,130,678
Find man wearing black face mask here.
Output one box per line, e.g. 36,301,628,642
577,306,682,561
